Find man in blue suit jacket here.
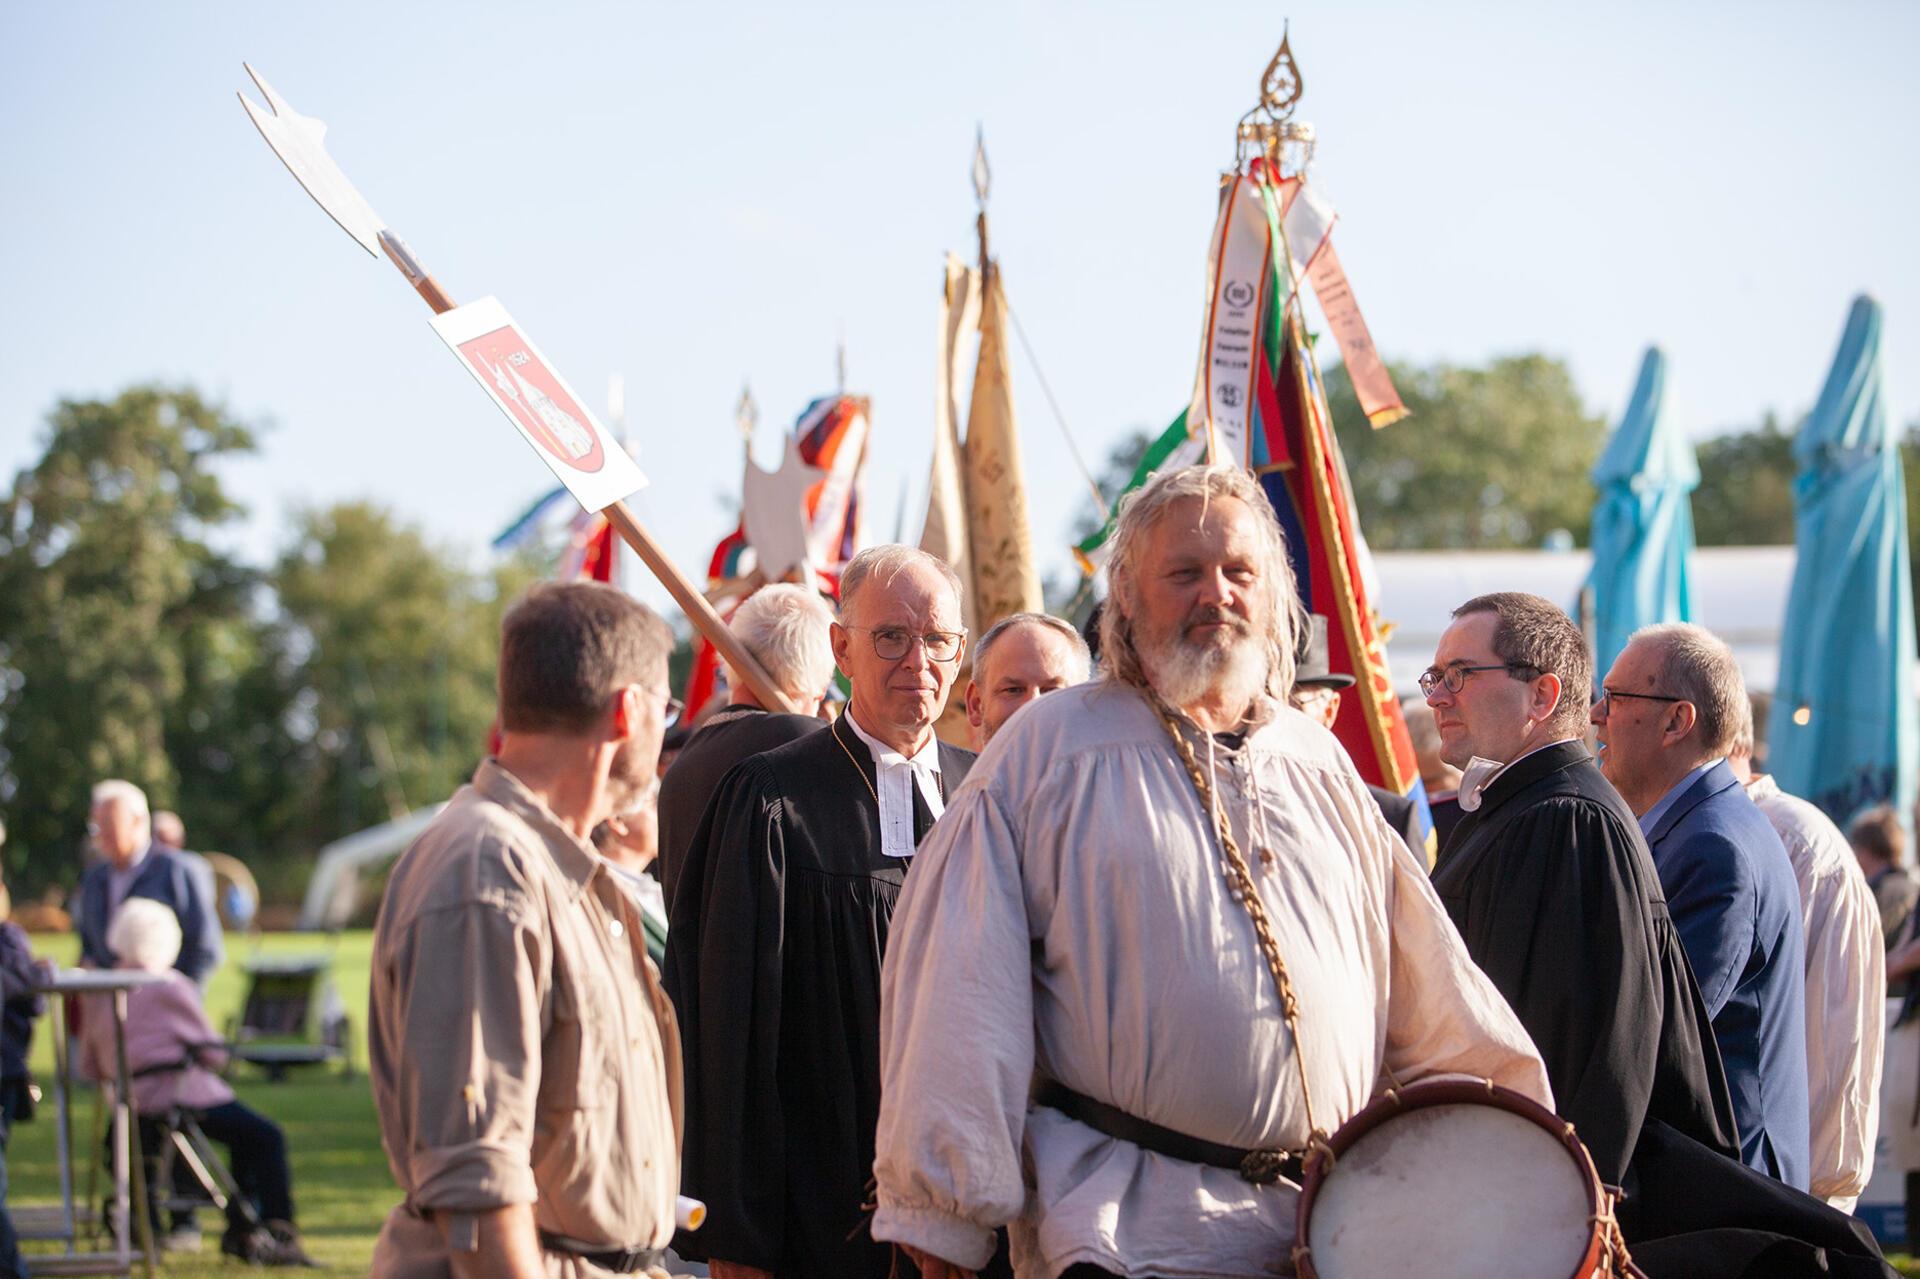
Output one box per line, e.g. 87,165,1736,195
1594,623,1810,1189
74,781,219,987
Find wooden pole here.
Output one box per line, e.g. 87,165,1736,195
375,236,800,715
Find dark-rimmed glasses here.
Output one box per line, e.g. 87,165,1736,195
846,626,967,664
1592,687,1684,716
1418,662,1537,698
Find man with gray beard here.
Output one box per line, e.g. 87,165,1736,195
870,465,1550,1279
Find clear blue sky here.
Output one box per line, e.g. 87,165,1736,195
3,1,1915,615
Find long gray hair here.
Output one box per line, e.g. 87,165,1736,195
1099,464,1305,701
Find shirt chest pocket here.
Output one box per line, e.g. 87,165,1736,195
539,942,622,1114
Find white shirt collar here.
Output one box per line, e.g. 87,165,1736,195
843,709,944,861
1456,738,1579,813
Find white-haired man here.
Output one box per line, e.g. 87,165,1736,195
657,583,837,908
665,546,984,1279
1594,622,1810,1188
1728,707,1884,1211
75,780,220,987
871,466,1550,1278
964,611,1090,749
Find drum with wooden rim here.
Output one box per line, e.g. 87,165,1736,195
1294,1078,1636,1279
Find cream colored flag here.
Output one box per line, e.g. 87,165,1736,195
921,254,980,634
963,262,1044,625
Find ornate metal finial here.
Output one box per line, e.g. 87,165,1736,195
1258,29,1305,123
1236,25,1316,171
835,334,847,393
972,125,991,207
735,383,758,441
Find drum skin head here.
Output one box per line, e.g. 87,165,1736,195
1306,1103,1593,1279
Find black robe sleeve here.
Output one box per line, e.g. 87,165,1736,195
1436,795,1735,1186
662,757,789,1270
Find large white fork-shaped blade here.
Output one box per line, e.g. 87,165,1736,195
238,62,386,257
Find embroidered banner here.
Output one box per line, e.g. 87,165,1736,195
1189,174,1274,469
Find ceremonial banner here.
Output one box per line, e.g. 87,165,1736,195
922,254,982,633
1264,177,1406,428
430,297,647,512
1189,173,1275,469
964,263,1045,621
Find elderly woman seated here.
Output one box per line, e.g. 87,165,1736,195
81,899,313,1267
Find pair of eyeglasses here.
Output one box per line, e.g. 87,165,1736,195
847,626,967,663
1417,662,1538,698
1592,687,1684,715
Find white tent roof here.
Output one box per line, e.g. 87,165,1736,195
1369,546,1796,695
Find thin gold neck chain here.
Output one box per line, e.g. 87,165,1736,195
831,713,881,806
1146,690,1329,1151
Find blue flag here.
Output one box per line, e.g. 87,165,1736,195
1768,296,1917,827
1589,347,1699,674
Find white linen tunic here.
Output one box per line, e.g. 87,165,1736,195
872,681,1550,1278
1746,773,1886,1210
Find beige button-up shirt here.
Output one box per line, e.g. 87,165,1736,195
369,761,682,1277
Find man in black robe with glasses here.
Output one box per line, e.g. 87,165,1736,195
1426,592,1893,1277
664,545,986,1279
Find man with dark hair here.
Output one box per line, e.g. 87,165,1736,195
1425,593,1740,1229
370,581,684,1278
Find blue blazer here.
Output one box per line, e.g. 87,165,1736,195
1645,760,1810,1189
74,845,220,985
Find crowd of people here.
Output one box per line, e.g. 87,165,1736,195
28,457,1906,1277
357,461,1920,1278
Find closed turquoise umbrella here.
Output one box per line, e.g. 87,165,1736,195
1768,296,1917,826
1589,347,1698,674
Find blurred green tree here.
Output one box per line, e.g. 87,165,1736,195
1323,354,1608,549
0,386,269,891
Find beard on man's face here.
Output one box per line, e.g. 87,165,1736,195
1134,603,1269,711
604,734,660,819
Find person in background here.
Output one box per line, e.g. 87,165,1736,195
74,782,219,988
666,547,981,1279
81,899,311,1266
0,819,43,1279
1850,805,1917,953
1401,695,1466,849
1729,707,1884,1211
963,611,1090,750
1593,622,1809,1188
1289,614,1422,854
656,583,836,911
148,811,225,984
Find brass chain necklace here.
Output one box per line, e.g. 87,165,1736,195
1146,689,1330,1154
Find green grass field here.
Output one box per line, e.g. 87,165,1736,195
9,931,390,1274
7,929,1919,1276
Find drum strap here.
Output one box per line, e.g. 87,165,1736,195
1031,1075,1303,1186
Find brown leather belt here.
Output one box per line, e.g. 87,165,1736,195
1031,1076,1303,1185
536,1230,665,1274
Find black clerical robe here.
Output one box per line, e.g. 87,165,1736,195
1431,741,1739,1191
663,715,975,1279
657,705,822,912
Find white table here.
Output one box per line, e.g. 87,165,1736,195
13,969,167,1278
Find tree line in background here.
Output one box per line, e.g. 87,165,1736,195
0,386,543,901
5,363,1915,904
